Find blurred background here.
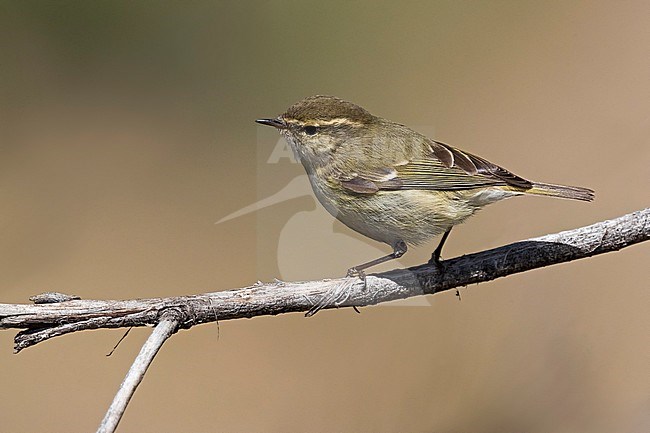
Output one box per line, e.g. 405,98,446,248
1,1,649,432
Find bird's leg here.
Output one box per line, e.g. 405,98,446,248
428,228,452,266
306,242,408,317
428,228,461,299
347,240,408,281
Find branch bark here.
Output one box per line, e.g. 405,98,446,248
97,310,180,433
1,208,648,353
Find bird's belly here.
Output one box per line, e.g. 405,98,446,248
310,179,480,247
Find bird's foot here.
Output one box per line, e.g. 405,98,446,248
346,267,367,287
427,254,443,268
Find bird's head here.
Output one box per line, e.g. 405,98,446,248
256,95,378,169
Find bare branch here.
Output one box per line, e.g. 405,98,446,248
1,208,648,353
96,310,180,433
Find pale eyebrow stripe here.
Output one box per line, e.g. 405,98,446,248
284,118,364,127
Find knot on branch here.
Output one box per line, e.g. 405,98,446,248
157,308,185,332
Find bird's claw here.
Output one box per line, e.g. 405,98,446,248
346,267,367,288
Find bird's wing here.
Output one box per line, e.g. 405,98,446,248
336,140,532,194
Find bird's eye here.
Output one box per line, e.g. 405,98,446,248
303,125,318,136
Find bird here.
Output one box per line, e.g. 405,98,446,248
256,95,594,278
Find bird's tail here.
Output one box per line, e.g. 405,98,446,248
525,182,594,202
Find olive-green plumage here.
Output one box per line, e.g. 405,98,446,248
257,95,593,274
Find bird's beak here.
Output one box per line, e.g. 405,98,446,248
255,118,286,129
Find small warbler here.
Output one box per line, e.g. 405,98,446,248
257,95,594,277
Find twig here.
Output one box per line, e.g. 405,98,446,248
0,208,648,353
97,309,180,433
